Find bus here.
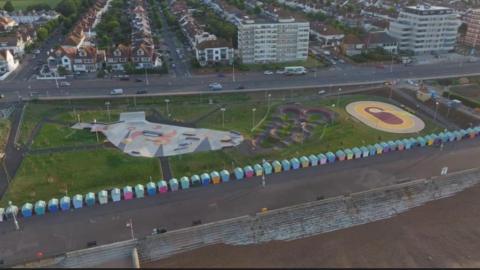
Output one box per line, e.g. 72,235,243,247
284,66,307,75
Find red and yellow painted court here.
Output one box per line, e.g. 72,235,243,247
346,101,425,133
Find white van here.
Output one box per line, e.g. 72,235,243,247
110,88,124,95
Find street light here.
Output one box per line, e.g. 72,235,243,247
267,93,272,109
105,101,111,122
252,107,256,129
220,107,226,128
94,118,99,143
434,101,440,122
261,158,266,188
164,99,170,117
336,88,342,107
126,218,134,240
8,201,19,231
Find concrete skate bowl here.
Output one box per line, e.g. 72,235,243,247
346,101,425,133
254,105,335,150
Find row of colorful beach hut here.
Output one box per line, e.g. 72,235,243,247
3,126,480,220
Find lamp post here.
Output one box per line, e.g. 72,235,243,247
144,67,149,86
94,119,99,143
261,158,266,188
8,201,19,231
105,101,111,122
252,107,256,129
220,107,226,128
336,88,342,107
434,101,439,122
389,81,393,99
164,99,170,117
232,54,235,82
126,218,134,240
267,93,272,109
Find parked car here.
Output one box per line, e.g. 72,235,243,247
217,73,225,78
375,64,385,69
135,78,143,82
236,85,245,89
136,90,148,94
209,82,223,91
275,69,285,74
110,88,124,95
0,94,4,99
264,70,274,75
59,81,71,87
318,90,326,95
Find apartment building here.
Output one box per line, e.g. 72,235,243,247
238,17,310,64
388,4,461,54
463,9,480,48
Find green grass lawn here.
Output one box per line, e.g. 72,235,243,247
18,103,59,146
31,123,100,149
0,119,10,153
169,95,442,177
0,0,62,10
54,108,122,123
1,148,162,206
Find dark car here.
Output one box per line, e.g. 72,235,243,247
236,85,245,89
136,90,148,94
217,73,225,78
135,78,143,82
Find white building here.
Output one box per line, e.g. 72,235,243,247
388,4,461,54
195,39,234,66
0,49,17,75
237,17,310,64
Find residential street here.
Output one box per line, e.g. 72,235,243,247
1,61,480,102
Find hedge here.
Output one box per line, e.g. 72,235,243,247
442,91,480,109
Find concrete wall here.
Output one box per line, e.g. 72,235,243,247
17,168,480,268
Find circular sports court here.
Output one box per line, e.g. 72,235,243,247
346,101,425,133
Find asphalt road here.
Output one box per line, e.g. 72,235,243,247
1,138,480,266
1,61,480,102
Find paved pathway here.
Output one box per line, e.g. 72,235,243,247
1,139,480,266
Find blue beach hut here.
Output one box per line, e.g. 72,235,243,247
22,203,33,217
408,137,417,148
446,131,455,142
98,190,108,204
135,184,145,198
180,176,190,189
72,195,83,209
460,129,469,139
48,198,59,213
201,173,211,184
474,126,480,137
281,159,291,171
367,145,376,156
388,140,397,151
417,136,426,147
402,138,411,150
263,161,273,174
453,130,462,141
35,200,46,215
430,133,441,144
380,142,389,153
234,167,244,180
146,182,156,195
190,175,201,187
360,146,369,158
60,196,71,211
309,155,319,166
85,192,95,207
220,169,230,182
326,152,336,163
169,178,179,191
438,132,448,143
352,147,362,159
111,188,121,202
290,157,300,169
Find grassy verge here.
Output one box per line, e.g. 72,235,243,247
0,0,61,10
31,123,100,149
0,119,11,153
1,148,162,206
18,103,59,146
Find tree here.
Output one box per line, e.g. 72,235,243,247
26,3,52,11
37,27,49,41
254,6,261,14
56,0,77,17
3,0,14,12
